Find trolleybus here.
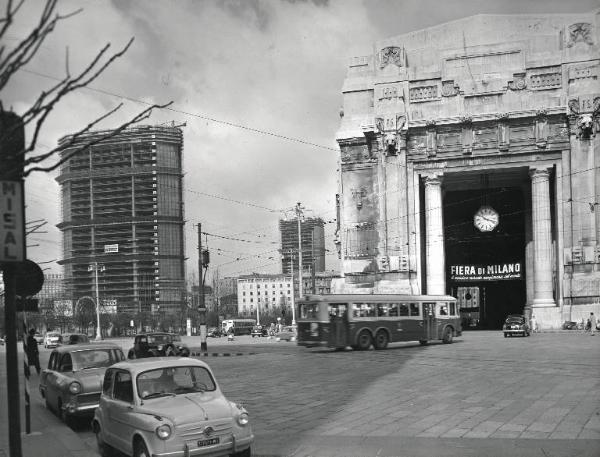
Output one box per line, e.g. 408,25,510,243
296,294,461,350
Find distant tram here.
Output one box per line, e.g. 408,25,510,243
296,294,461,350
221,318,256,336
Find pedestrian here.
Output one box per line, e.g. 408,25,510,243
25,328,41,375
531,315,538,333
589,312,596,336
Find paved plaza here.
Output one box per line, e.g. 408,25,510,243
1,331,598,456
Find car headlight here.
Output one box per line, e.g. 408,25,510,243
156,424,172,440
69,382,82,394
157,345,164,351
237,412,250,426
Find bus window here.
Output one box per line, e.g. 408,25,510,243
399,303,409,316
300,303,319,319
438,303,449,316
352,303,377,318
409,303,420,317
328,303,348,318
423,302,435,317
389,304,399,317
449,302,456,316
377,304,389,317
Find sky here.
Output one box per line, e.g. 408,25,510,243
4,0,599,284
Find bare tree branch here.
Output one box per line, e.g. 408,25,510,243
0,0,173,178
24,101,174,175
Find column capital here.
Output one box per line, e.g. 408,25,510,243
529,167,550,181
422,172,443,186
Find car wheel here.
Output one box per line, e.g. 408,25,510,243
133,438,151,457
231,448,251,457
504,333,508,338
128,349,136,359
356,330,372,350
373,330,389,350
419,340,428,346
442,327,453,344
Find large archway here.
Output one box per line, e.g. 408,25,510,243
443,169,528,329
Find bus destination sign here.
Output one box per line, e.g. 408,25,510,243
450,262,522,281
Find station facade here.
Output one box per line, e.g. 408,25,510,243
333,10,600,329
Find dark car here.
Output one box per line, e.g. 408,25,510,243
503,314,530,337
127,332,190,359
61,333,90,345
251,325,268,338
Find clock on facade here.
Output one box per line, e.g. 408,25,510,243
474,205,499,232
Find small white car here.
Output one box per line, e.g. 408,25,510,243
44,332,62,348
93,357,253,457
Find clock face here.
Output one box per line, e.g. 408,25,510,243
474,206,499,232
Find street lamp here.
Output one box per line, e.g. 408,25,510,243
88,262,105,341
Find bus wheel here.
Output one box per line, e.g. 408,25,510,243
374,331,389,350
442,327,453,344
356,331,372,350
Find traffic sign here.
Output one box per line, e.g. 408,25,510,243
15,259,44,296
0,180,25,262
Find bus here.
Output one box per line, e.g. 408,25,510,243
296,294,461,350
221,318,256,336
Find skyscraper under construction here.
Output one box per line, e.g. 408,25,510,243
279,217,325,276
56,124,185,316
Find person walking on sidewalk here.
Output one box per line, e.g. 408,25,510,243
25,328,41,375
589,313,596,336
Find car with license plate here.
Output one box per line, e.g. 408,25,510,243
44,331,62,348
502,314,531,337
39,342,125,426
93,357,253,457
275,326,297,342
127,332,190,359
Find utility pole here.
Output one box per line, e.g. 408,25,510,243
295,202,304,300
285,248,297,326
88,262,104,341
197,223,208,351
1,111,26,457
311,228,316,294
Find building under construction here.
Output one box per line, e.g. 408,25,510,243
279,217,326,275
56,124,186,316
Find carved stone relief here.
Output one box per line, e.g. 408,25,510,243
409,85,438,101
340,144,372,163
568,96,600,139
496,113,510,152
529,69,561,89
379,85,400,101
426,120,437,157
567,23,594,47
379,46,405,69
441,80,458,97
535,109,548,149
508,73,527,91
351,187,368,209
460,116,474,155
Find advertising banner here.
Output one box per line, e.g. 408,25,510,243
450,262,522,281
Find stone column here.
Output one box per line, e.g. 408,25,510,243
529,168,556,307
424,173,445,295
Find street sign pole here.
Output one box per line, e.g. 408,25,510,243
1,111,26,457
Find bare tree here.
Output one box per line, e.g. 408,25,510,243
0,0,172,176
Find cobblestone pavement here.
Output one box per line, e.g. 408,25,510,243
2,331,599,456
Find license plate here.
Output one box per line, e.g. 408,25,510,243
198,437,220,447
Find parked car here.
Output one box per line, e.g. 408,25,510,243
44,332,62,348
251,325,268,337
39,342,125,426
93,358,253,457
127,333,190,359
33,333,44,345
61,333,90,345
503,314,530,337
276,326,297,342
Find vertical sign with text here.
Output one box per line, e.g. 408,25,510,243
0,180,25,262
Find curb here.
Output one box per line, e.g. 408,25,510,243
191,352,258,357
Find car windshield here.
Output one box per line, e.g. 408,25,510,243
47,333,60,338
506,316,524,323
137,366,216,399
71,349,122,370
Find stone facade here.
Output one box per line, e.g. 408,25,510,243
335,10,600,329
